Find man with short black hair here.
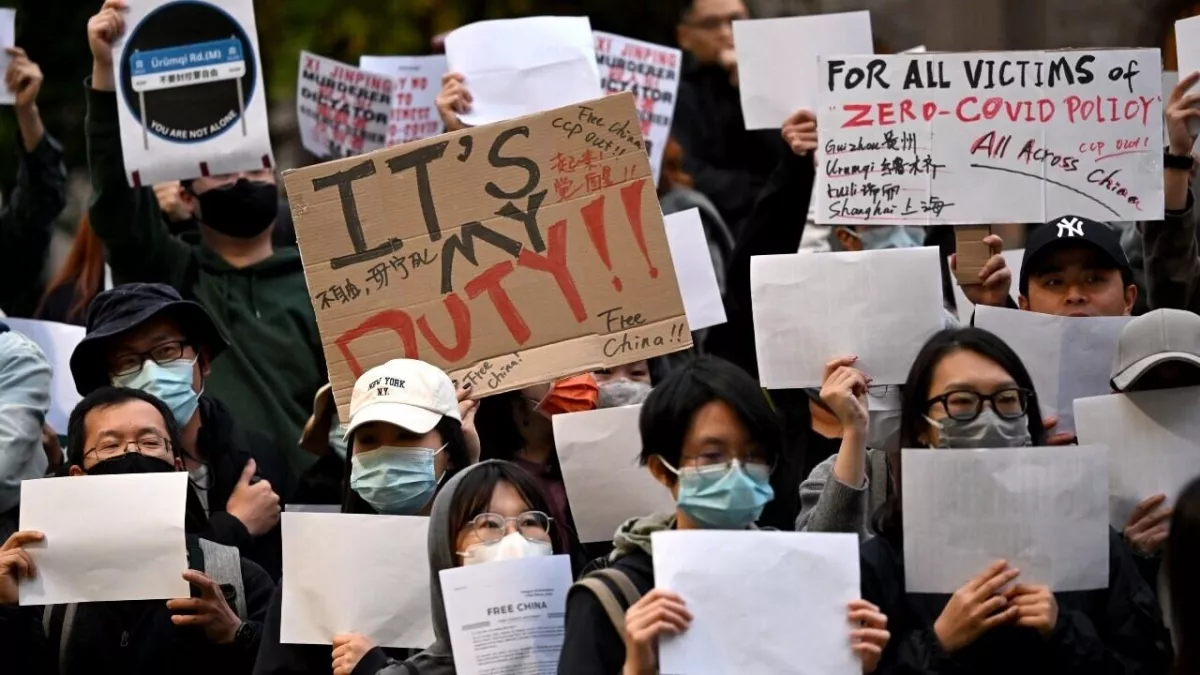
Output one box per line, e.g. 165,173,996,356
0,386,274,675
1016,215,1138,317
70,283,286,579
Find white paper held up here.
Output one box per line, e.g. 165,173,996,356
19,473,189,605
663,208,727,331
441,555,573,675
0,9,15,106
446,16,601,126
901,446,1110,594
1075,387,1200,528
734,12,873,130
974,306,1132,433
4,318,86,433
553,405,676,543
750,246,944,388
1176,18,1200,136
653,530,860,675
280,513,434,648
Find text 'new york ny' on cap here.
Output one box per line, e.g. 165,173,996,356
345,359,461,439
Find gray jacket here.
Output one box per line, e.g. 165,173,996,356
795,448,889,541
0,327,50,515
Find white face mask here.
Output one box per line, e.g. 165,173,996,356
866,409,903,452
460,531,553,566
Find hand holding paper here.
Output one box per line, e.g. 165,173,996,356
0,530,43,605
932,560,1022,652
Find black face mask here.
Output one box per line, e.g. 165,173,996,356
86,453,176,476
194,179,279,239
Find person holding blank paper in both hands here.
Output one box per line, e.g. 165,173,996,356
861,327,1171,673
254,358,474,675
0,386,274,675
557,356,890,675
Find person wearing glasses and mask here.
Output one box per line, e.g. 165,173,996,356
284,460,564,675
860,327,1172,674
557,356,891,675
253,358,474,674
70,283,289,580
0,386,275,675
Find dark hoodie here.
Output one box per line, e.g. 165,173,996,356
84,83,326,477
556,513,672,675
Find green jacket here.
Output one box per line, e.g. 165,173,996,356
85,84,324,476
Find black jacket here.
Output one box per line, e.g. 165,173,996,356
193,395,290,580
556,549,654,675
0,132,68,318
862,529,1173,675
0,537,275,675
672,60,787,232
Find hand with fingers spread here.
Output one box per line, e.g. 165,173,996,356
5,47,43,110
225,459,281,537
1003,583,1058,638
1167,71,1200,157
436,72,472,132
166,570,241,644
820,356,871,438
331,633,377,675
933,560,1021,652
953,234,1012,308
0,531,44,606
1041,416,1077,447
622,589,692,675
848,599,890,673
1123,493,1172,556
87,0,127,91
456,384,480,463
782,109,818,157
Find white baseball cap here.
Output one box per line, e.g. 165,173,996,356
345,359,460,438
1110,309,1200,392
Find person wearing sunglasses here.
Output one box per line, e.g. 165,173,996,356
558,356,890,675
859,327,1172,673
254,358,474,675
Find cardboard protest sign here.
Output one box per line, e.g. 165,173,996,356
816,50,1164,225
593,32,681,183
284,93,690,417
297,52,392,159
112,0,274,186
359,55,448,145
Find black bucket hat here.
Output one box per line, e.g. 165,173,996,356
70,283,228,395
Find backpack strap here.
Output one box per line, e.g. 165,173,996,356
197,538,248,619
570,567,644,641
43,603,76,674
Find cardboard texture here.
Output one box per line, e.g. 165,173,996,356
953,225,993,285
284,93,691,417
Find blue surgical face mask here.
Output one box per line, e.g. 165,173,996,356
850,226,925,250
659,458,774,529
328,423,349,460
350,445,445,515
113,358,201,426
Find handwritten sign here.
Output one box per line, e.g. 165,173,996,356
816,50,1164,225
359,55,448,146
112,0,274,185
284,93,690,417
297,51,392,159
593,32,681,183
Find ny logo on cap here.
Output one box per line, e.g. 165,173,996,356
1056,217,1085,238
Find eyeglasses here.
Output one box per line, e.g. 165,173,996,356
688,12,747,30
662,454,775,479
926,388,1033,422
85,434,172,462
111,341,194,377
867,385,895,399
469,511,552,545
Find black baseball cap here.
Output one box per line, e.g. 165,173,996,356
70,283,228,395
1019,215,1132,296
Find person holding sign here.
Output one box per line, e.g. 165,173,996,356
557,356,891,674
69,283,289,580
85,0,325,478
0,386,275,675
253,358,475,674
860,327,1171,673
0,46,68,319
1142,71,1200,316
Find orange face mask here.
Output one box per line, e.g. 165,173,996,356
530,374,599,417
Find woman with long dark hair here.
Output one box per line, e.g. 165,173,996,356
862,327,1172,673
